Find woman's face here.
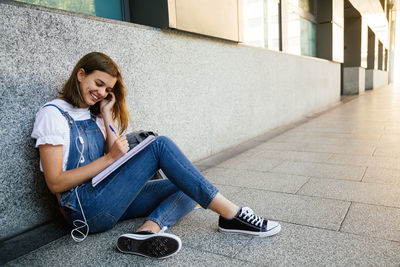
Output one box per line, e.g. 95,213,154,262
77,69,117,108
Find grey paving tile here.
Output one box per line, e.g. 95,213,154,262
216,154,282,172
363,167,400,184
298,178,400,207
234,222,400,267
328,154,400,169
270,161,366,181
203,167,309,194
227,187,350,231
302,142,375,155
276,131,381,141
255,141,374,156
379,134,400,143
272,135,375,146
252,150,332,163
248,141,308,153
374,146,400,158
341,203,400,242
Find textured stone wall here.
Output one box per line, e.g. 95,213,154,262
0,1,340,239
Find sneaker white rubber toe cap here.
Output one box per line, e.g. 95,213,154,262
263,220,281,237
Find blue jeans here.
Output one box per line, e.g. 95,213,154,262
60,136,219,233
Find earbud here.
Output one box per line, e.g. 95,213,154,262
76,136,85,164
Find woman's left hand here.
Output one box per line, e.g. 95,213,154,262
100,92,116,117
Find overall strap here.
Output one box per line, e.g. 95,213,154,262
90,112,97,122
43,104,73,125
43,103,97,123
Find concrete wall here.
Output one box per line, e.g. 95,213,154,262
343,67,365,94
373,69,389,88
0,1,341,239
365,69,389,89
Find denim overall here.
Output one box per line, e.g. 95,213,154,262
44,104,218,237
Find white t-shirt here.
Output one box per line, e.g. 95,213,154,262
31,99,106,172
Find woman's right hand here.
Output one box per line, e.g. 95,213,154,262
108,135,130,161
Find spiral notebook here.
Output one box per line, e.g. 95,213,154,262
91,135,156,187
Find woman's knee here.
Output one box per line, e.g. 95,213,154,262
155,135,172,144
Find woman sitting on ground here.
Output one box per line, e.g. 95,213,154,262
31,52,281,259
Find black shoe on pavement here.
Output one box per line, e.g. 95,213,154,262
117,228,181,259
218,207,281,237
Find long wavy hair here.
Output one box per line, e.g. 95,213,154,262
59,52,131,133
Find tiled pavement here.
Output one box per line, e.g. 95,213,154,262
7,84,400,266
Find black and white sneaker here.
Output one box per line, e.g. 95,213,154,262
218,207,281,237
117,228,181,259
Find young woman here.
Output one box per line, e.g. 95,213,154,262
31,52,281,259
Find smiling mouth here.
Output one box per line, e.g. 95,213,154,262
90,93,98,101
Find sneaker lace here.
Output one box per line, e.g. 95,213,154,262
239,207,264,227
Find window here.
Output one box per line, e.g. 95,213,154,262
287,0,316,57
240,0,280,51
288,0,315,15
15,0,124,21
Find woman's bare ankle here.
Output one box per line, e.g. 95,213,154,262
136,220,161,233
208,193,240,219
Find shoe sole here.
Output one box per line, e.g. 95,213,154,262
218,224,281,237
117,233,181,259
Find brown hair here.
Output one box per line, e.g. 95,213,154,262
59,52,131,133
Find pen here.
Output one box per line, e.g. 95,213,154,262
109,125,119,137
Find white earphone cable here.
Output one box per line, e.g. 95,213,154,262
73,121,85,166
70,187,89,242
70,120,89,242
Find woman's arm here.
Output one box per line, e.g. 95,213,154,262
100,92,119,152
40,135,129,194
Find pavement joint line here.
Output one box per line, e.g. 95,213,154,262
361,180,400,186
371,146,378,156
263,157,368,166
269,159,383,170
229,236,255,259
338,229,400,244
268,171,365,182
304,175,400,186
212,182,306,196
294,176,312,195
256,146,378,157
336,201,400,211
324,153,335,162
273,219,400,244
271,219,346,232
360,167,368,182
203,166,304,177
338,202,352,232
295,190,400,210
